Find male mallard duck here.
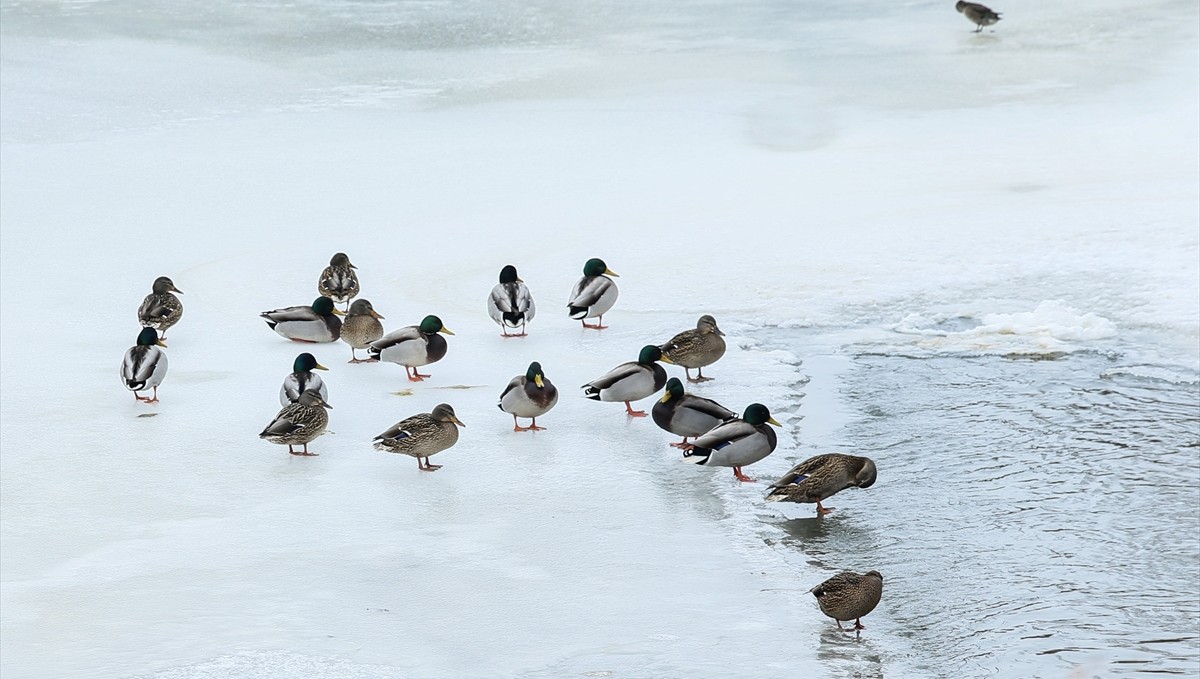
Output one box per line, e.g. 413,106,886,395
681,403,780,482
121,327,168,403
137,276,184,339
499,361,559,431
318,252,360,311
374,403,465,471
259,390,332,456
367,315,453,381
659,314,726,382
488,265,536,337
279,352,329,406
956,0,1001,32
765,453,877,515
261,296,344,343
341,299,385,363
582,345,669,417
567,258,619,329
811,571,884,632
652,377,735,448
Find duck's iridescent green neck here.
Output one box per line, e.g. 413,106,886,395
664,377,685,399
136,327,159,346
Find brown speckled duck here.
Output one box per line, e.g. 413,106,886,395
318,252,360,311
956,1,1001,32
137,276,184,339
659,314,726,382
765,453,877,515
374,403,465,471
341,299,385,363
259,390,332,456
811,571,884,632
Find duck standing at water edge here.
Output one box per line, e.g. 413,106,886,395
652,377,735,447
956,1,1001,32
681,403,780,482
765,453,877,515
811,570,884,632
659,314,726,382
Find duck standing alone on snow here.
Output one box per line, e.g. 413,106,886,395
681,403,780,482
341,299,385,363
582,345,669,417
811,571,884,633
121,327,168,403
259,390,332,456
374,403,465,471
652,377,735,448
488,265,536,337
261,296,344,343
498,361,558,431
765,453,877,515
137,276,184,339
956,1,1001,32
567,258,619,329
659,314,726,382
318,252,360,311
279,352,329,406
368,315,453,382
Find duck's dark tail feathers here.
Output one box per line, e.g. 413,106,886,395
502,311,524,327
581,384,602,401
568,305,588,320
681,447,712,465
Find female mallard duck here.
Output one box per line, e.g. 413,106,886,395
259,390,332,456
367,315,453,381
652,377,735,448
261,296,344,343
318,252,360,311
567,258,619,329
499,361,558,431
582,345,669,417
811,571,884,632
765,453,877,515
659,314,726,382
374,403,465,471
137,276,184,339
121,327,168,403
488,265,536,337
279,352,329,406
681,403,780,482
956,0,1001,32
341,299,385,363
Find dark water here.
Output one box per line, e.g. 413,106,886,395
761,329,1200,677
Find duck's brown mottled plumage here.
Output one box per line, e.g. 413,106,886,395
811,570,884,632
956,0,1001,32
765,453,877,515
659,314,726,382
318,252,360,309
341,299,385,362
137,276,184,338
374,403,465,471
259,391,332,456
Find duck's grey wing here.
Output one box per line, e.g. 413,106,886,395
499,375,524,403
567,275,612,308
680,395,737,421
122,346,158,387
369,325,421,350
583,361,642,390
260,305,317,322
690,418,757,449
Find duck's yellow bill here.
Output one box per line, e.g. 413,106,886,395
768,417,782,426
314,363,329,371
440,327,455,336
534,375,544,388
659,355,674,364
605,268,620,277
659,392,672,403
332,308,346,316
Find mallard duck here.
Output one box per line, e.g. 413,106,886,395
582,345,669,417
279,352,329,406
121,327,168,403
765,453,877,515
341,299,385,363
811,571,884,632
499,361,558,431
137,276,184,339
652,377,735,448
681,403,780,482
261,296,344,343
367,315,453,381
259,390,332,456
374,403,465,471
488,265,536,337
659,314,726,382
956,1,1001,32
567,258,619,329
318,252,360,310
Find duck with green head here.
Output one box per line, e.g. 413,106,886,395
652,377,736,448
279,352,330,407
488,264,536,337
121,327,169,403
499,361,559,431
318,252,360,311
567,257,619,329
259,390,333,456
341,299,385,362
374,403,465,471
765,453,877,515
581,345,669,417
368,315,454,381
681,403,781,482
261,296,345,343
137,276,184,339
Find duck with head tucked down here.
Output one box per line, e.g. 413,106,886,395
659,314,726,382
137,276,184,339
259,390,332,456
261,296,344,343
811,570,884,633
681,403,780,482
582,345,669,417
956,0,1001,32
374,403,465,471
368,315,454,382
318,252,360,311
765,453,877,515
567,258,619,329
652,377,735,448
341,299,385,363
279,352,329,407
488,265,536,337
499,361,558,431
121,327,168,403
